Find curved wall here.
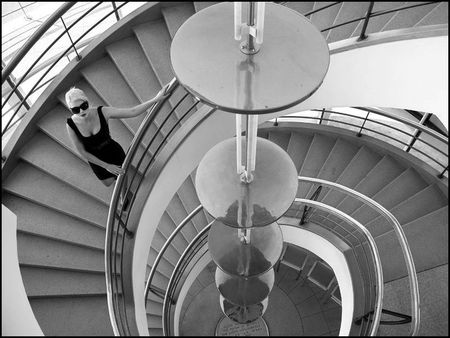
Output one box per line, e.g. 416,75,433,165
134,34,448,334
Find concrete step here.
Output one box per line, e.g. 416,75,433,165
375,206,448,282
350,2,407,38
268,130,291,150
346,167,429,227
146,298,164,316
309,1,342,41
2,193,105,250
19,131,112,205
151,228,184,266
166,194,198,243
318,146,382,210
365,184,448,238
330,155,405,224
157,212,190,255
21,266,106,298
297,133,337,198
106,35,179,138
286,131,314,173
133,20,198,120
18,231,104,273
161,3,196,38
303,136,360,199
326,2,369,43
3,161,108,228
284,2,314,15
415,1,449,26
148,246,175,279
193,2,218,12
176,175,208,232
29,296,113,335
383,2,441,31
147,313,163,329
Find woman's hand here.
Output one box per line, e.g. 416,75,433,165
106,164,125,176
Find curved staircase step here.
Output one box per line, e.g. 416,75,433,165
161,3,196,39
3,161,108,228
3,193,105,250
21,266,106,298
29,295,113,336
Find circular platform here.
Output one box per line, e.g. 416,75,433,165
170,2,330,114
216,316,269,336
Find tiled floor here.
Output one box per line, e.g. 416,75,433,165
180,261,341,336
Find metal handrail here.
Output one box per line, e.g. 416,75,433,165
105,77,193,335
144,205,204,302
277,107,448,175
295,199,383,336
1,2,76,84
162,221,213,336
2,1,445,142
297,176,420,336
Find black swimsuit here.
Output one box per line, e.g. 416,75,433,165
66,106,126,181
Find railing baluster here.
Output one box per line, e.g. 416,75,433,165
60,18,81,61
404,112,432,153
358,2,375,41
319,108,325,124
111,2,121,21
357,111,370,137
438,166,448,179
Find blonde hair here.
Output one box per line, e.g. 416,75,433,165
65,87,88,108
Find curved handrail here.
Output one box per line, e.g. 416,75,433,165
295,199,384,336
144,205,204,302
1,2,76,84
2,1,446,142
276,107,448,175
105,77,198,335
297,176,420,336
162,221,213,336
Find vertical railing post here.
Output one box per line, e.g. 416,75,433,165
358,2,375,41
404,112,432,152
319,108,325,124
437,166,448,179
357,111,370,137
60,17,81,61
274,117,278,126
111,2,121,22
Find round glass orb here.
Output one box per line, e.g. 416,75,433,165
216,267,275,306
208,220,283,277
220,295,269,324
196,137,298,228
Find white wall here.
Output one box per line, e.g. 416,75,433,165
133,35,448,334
2,205,43,336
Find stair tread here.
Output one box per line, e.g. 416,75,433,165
286,131,314,173
327,2,369,43
18,232,105,273
19,131,113,205
3,193,105,250
375,205,448,282
345,167,429,226
21,266,106,297
193,2,218,12
106,35,179,137
162,3,196,39
3,161,108,228
150,230,183,267
29,296,113,336
415,2,449,26
382,2,441,31
268,131,291,150
177,175,208,232
157,212,190,253
366,184,448,237
166,195,198,242
310,1,342,41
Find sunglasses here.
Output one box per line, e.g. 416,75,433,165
70,101,89,114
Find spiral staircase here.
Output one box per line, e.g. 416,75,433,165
2,1,448,336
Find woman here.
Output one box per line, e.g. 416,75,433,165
65,84,169,208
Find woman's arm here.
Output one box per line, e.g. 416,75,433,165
102,84,170,120
66,124,124,176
